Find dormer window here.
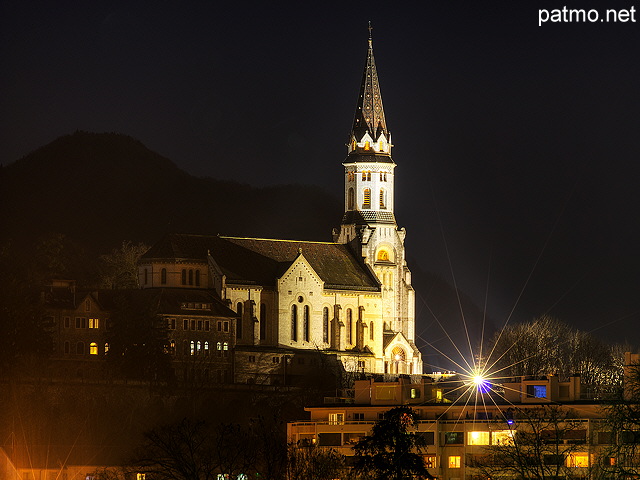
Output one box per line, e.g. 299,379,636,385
364,141,370,150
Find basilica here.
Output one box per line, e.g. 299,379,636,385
138,31,422,378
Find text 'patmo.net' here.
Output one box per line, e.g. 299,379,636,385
539,6,636,26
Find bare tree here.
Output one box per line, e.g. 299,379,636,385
287,442,345,480
469,405,591,480
99,240,148,289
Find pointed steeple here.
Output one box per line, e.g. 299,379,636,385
347,23,392,161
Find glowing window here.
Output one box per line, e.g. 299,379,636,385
568,453,589,468
491,430,514,445
104,342,109,353
377,250,389,261
424,456,437,468
364,141,370,150
204,341,209,355
379,189,386,209
363,188,371,209
328,413,344,425
89,342,98,355
379,140,384,151
366,171,371,181
89,318,99,329
190,341,195,355
217,342,222,351
448,455,461,468
468,431,490,445
196,341,201,353
526,384,547,398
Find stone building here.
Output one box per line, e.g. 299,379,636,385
138,30,422,379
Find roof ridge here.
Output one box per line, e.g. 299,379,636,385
221,235,339,245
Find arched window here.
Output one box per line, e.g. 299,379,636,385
364,141,370,150
195,270,200,286
291,305,298,341
196,341,201,354
190,341,195,355
347,309,353,344
181,269,187,285
348,188,355,210
161,268,167,284
89,342,98,355
362,171,367,181
183,340,189,356
170,340,176,355
217,342,222,351
370,321,374,340
188,269,194,285
379,140,384,152
76,342,85,355
380,189,386,209
377,250,389,261
260,303,267,340
204,341,209,356
323,307,329,343
363,189,371,209
366,171,371,181
303,305,310,342
236,302,243,340
104,342,109,354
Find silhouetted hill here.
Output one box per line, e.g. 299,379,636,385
0,131,342,253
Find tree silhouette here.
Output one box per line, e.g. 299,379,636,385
352,406,433,480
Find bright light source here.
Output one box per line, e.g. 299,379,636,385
470,373,490,394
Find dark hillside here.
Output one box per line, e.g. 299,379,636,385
0,131,342,253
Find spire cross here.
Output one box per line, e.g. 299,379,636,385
368,21,373,44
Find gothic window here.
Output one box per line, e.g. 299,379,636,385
204,341,209,356
188,269,193,285
195,270,200,286
377,250,389,261
370,321,374,340
105,342,109,353
364,141,370,150
323,307,329,343
236,302,243,340
161,268,167,284
184,340,189,356
366,171,371,181
303,305,310,342
379,140,384,151
363,189,371,209
348,188,355,210
347,308,353,344
181,269,187,285
362,171,367,181
89,342,98,355
260,303,266,340
190,341,195,355
291,305,298,341
380,189,386,209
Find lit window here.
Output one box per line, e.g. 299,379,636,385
190,341,195,355
424,456,437,468
379,189,386,209
217,342,222,351
526,384,547,398
363,188,371,209
448,456,461,468
104,342,109,353
492,430,514,445
137,474,146,480
223,342,228,350
468,431,490,445
328,413,344,425
377,250,389,261
89,342,98,355
568,453,589,468
196,341,201,353
364,141,370,150
89,318,99,329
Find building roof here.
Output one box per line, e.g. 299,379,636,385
43,286,237,318
142,234,381,291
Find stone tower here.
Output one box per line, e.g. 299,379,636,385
334,26,420,373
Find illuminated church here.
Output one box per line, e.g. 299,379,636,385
138,30,422,378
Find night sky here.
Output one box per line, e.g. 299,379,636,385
3,1,640,355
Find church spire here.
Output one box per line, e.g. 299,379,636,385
348,23,391,159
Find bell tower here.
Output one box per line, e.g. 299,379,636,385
334,25,418,362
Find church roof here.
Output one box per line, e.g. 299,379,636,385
351,25,388,142
142,233,381,291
